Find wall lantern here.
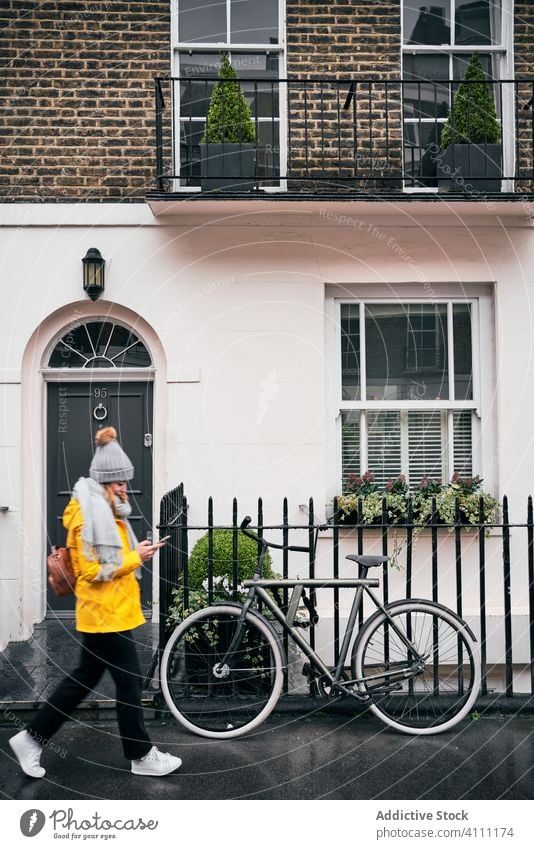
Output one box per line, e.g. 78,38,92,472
82,248,105,301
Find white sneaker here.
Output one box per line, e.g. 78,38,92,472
9,730,46,779
131,746,182,776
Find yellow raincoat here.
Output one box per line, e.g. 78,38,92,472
63,498,145,633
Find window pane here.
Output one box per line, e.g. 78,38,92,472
453,52,493,80
355,410,473,488
107,326,151,366
255,121,280,184
179,0,226,43
366,304,449,401
403,0,451,45
113,342,152,367
408,411,445,484
179,53,279,119
48,346,87,368
231,0,278,44
232,53,279,118
180,53,221,78
341,304,361,401
341,411,360,491
52,324,95,362
455,0,501,45
403,54,450,119
404,121,444,187
230,51,279,76
453,304,473,400
453,411,473,475
47,322,151,368
180,121,203,185
367,411,402,488
180,79,214,118
87,321,114,356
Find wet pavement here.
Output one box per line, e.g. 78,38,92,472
1,619,534,801
0,618,158,707
1,711,533,800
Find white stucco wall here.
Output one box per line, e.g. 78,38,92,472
1,199,534,653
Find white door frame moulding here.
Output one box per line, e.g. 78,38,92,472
20,300,168,632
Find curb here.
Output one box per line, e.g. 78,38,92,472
2,693,534,727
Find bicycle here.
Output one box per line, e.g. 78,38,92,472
160,517,481,738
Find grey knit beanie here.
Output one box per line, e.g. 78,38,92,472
89,427,134,483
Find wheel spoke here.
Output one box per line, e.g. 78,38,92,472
353,603,480,734
161,606,283,738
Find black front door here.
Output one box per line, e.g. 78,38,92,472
47,381,154,613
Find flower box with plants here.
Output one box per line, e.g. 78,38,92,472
200,52,256,193
335,471,499,528
436,52,502,193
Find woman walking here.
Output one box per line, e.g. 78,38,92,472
9,426,182,778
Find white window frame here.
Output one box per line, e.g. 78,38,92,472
401,0,515,193
325,286,495,498
170,0,287,192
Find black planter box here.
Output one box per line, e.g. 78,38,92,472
200,143,255,192
436,143,502,193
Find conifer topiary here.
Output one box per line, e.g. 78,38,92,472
201,53,256,144
440,53,501,150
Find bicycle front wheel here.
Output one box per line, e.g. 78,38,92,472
161,604,284,739
352,601,480,735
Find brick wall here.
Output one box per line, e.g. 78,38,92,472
285,1,402,189
514,4,534,190
514,3,534,78
1,0,170,202
286,1,401,78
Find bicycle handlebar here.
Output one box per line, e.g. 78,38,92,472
240,516,311,553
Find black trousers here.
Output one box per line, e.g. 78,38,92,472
27,630,152,761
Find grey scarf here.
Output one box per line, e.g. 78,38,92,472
72,477,139,581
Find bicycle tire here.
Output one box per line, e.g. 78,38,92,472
352,600,480,735
160,604,285,739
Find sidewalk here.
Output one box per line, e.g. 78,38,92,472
0,619,158,712
1,621,533,800
1,711,533,800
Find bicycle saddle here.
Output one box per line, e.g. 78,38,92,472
345,554,390,568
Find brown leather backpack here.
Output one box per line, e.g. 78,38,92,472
47,545,76,597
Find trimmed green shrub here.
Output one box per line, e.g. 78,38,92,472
168,528,275,626
440,53,501,150
201,53,256,144
187,528,273,590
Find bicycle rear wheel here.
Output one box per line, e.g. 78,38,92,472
352,601,480,735
161,604,284,739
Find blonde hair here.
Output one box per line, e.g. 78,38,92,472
102,483,128,516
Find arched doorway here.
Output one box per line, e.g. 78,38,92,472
45,319,155,615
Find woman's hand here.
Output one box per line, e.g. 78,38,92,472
136,540,165,563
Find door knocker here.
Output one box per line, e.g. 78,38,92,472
93,403,108,421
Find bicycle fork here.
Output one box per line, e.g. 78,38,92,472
211,593,256,680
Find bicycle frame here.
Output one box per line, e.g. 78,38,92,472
218,576,426,699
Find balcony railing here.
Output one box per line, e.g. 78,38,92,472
153,76,534,197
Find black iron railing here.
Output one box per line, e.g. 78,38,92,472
157,488,534,701
152,77,534,195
